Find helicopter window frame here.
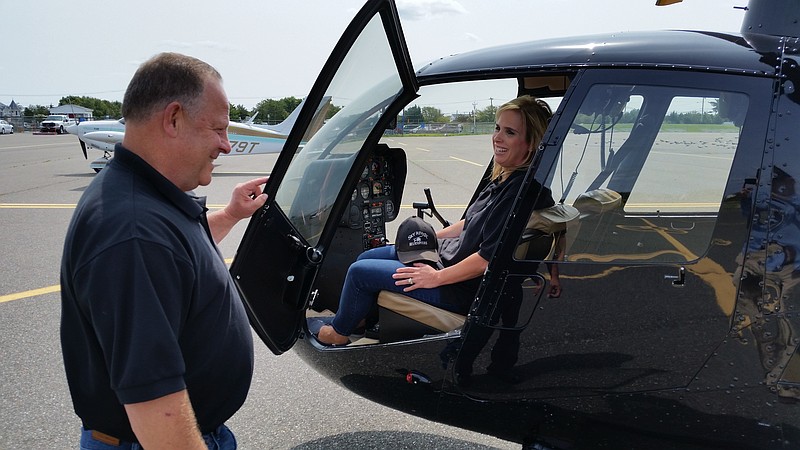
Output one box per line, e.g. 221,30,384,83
510,69,770,267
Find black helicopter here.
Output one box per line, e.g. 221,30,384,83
231,0,800,448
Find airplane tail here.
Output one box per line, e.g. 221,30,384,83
244,112,258,125
262,99,306,135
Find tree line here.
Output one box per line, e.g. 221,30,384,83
22,95,313,124
21,96,731,127
400,104,498,125
581,100,729,126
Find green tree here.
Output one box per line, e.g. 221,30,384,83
475,105,497,123
229,104,252,122
58,96,122,118
253,96,302,124
24,105,50,117
620,108,640,123
451,113,471,123
421,106,446,123
326,104,342,120
403,105,423,124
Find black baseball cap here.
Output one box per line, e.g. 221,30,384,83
395,216,442,267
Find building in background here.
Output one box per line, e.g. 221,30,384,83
49,104,93,121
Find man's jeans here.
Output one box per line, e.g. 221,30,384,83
79,424,236,449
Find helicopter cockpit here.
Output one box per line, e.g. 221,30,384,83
284,69,755,349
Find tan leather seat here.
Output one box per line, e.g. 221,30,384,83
376,291,467,342
573,188,622,216
377,291,466,331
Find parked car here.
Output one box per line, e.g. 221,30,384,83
0,120,13,134
438,123,463,133
40,115,76,134
401,123,422,133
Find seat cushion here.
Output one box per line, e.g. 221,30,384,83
573,188,622,215
377,291,466,332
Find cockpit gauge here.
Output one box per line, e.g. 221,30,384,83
359,183,371,200
385,199,395,218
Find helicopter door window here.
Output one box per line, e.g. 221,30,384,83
274,14,405,247
537,84,747,264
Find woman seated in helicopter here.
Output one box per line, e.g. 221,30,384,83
316,95,558,346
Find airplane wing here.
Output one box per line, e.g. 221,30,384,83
66,96,327,167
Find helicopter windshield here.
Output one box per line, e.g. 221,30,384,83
274,14,404,246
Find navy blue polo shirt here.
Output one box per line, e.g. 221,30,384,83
60,145,253,442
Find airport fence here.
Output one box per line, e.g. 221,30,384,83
2,116,43,133
389,121,496,136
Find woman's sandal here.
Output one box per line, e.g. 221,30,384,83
317,325,351,346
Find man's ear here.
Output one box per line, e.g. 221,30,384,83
162,101,182,138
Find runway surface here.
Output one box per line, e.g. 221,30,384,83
0,132,517,449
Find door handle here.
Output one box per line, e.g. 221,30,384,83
664,266,685,286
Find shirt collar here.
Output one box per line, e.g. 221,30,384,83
112,144,207,220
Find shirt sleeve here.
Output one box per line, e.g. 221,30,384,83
72,238,195,404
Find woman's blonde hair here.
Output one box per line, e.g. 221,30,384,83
490,95,553,181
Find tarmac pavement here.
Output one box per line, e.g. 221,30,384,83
0,132,515,449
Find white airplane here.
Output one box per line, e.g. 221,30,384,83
66,99,309,172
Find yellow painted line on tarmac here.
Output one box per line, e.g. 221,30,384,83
0,285,60,303
0,203,77,209
0,142,71,150
1,258,237,304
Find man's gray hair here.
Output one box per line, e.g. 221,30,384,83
121,52,222,123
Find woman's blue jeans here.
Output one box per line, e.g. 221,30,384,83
330,245,460,336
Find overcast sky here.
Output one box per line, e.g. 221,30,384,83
3,0,746,110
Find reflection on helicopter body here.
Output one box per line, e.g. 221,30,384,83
735,168,800,402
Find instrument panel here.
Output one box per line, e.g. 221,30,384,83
343,148,405,250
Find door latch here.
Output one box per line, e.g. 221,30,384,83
664,266,685,286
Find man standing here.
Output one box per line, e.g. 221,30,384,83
60,52,266,449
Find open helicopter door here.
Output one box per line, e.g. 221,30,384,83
230,0,417,354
